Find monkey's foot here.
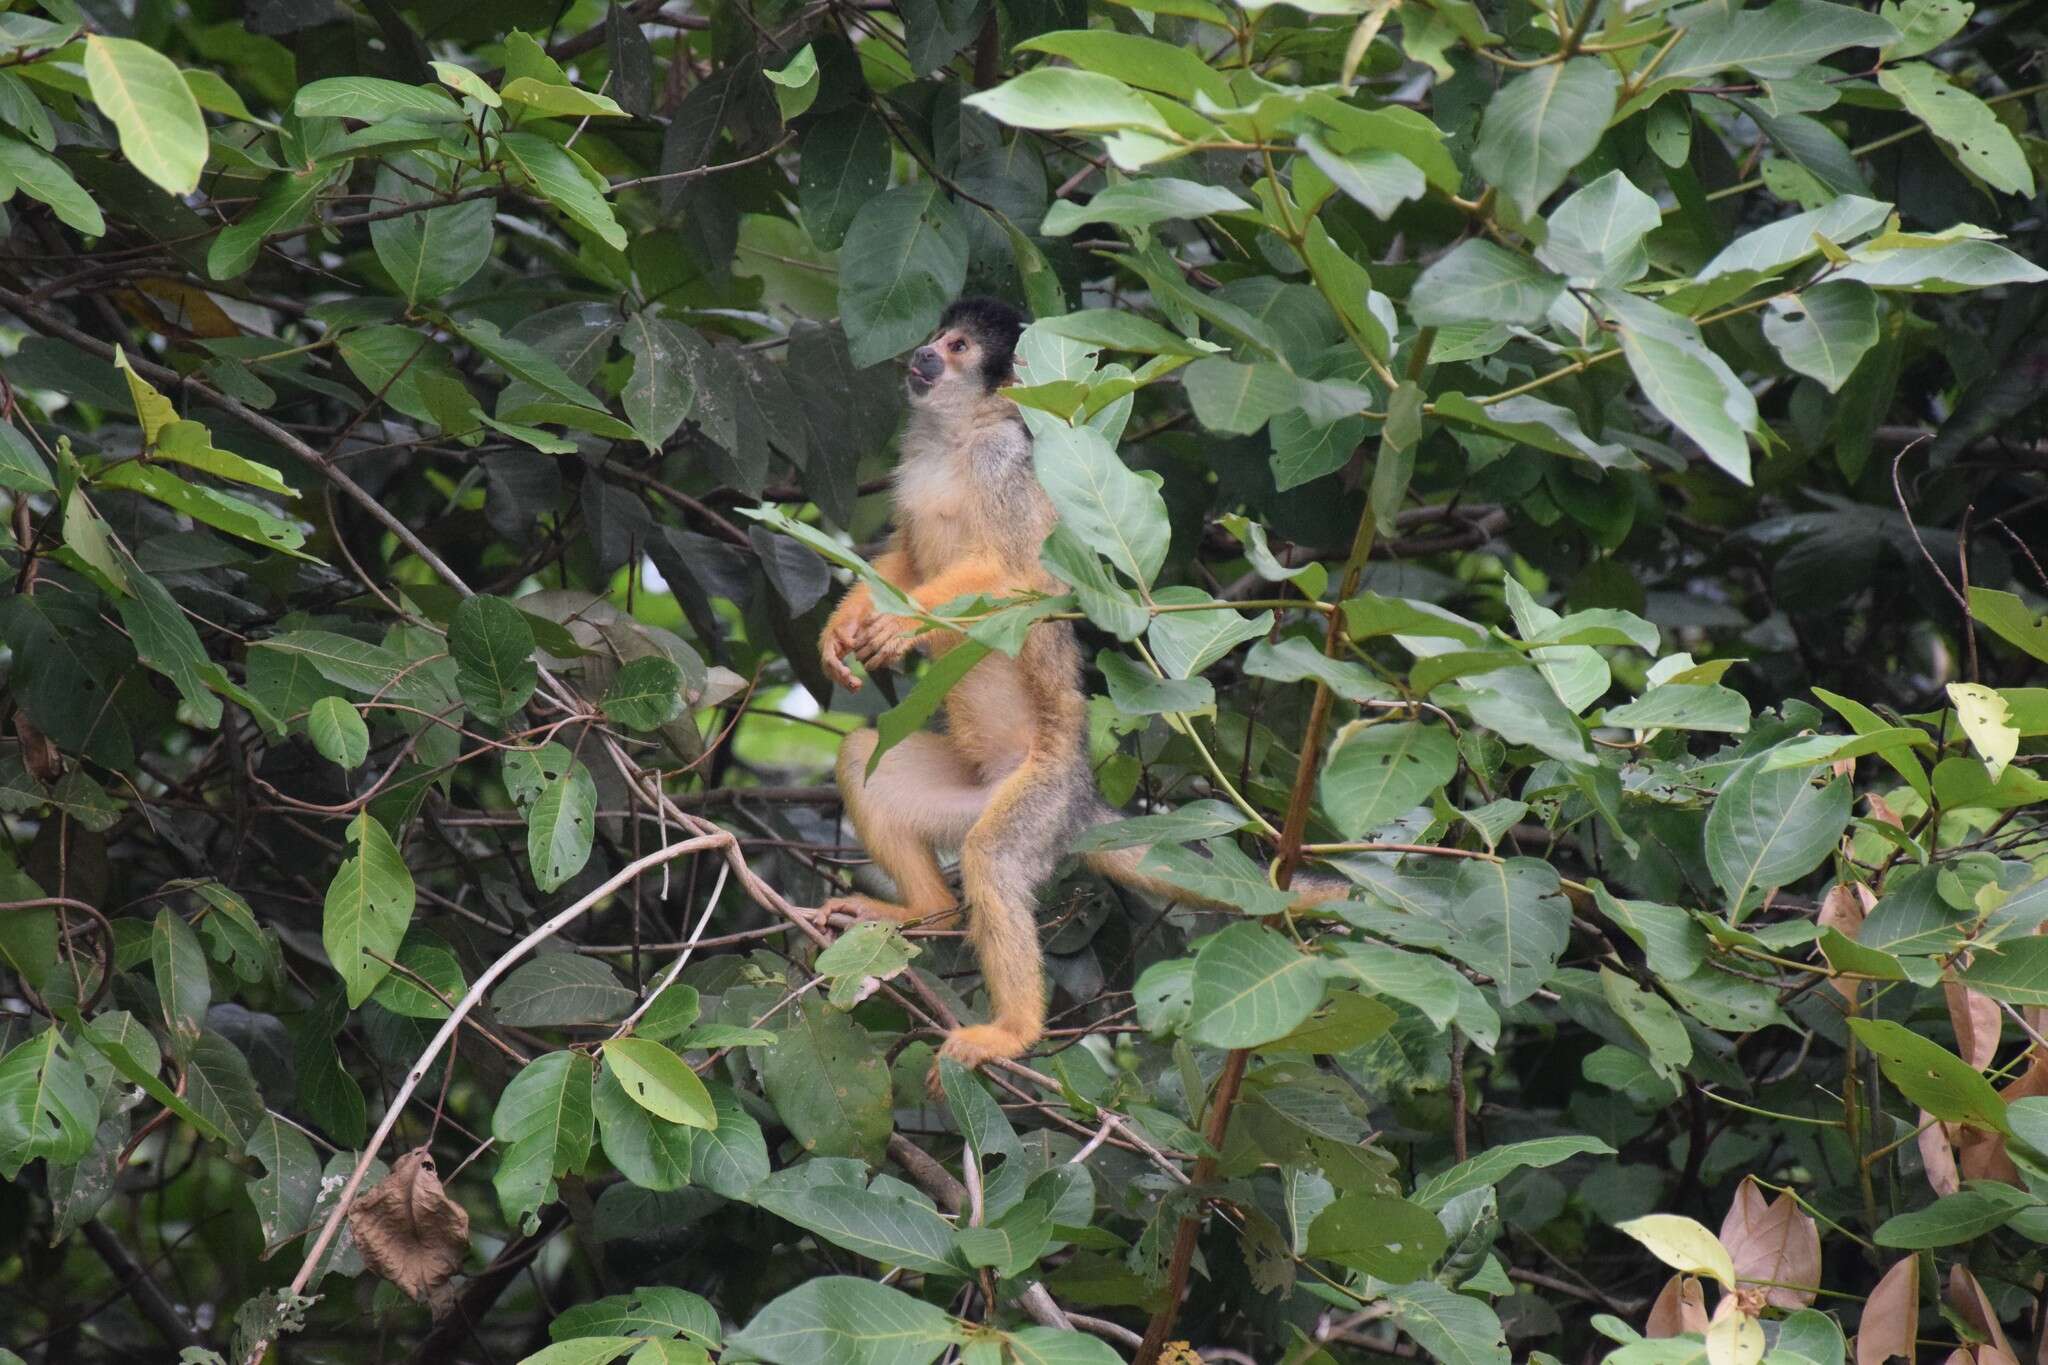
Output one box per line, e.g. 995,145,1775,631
926,1024,1035,1096
819,895,961,930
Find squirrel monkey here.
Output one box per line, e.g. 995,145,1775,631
820,297,1342,1077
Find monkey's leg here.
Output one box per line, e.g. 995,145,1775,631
829,729,989,929
936,755,1074,1077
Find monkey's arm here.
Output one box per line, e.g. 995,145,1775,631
852,556,1029,670
821,544,914,692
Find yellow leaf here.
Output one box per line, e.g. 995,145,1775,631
1707,1296,1765,1365
1618,1214,1737,1290
1947,682,2018,781
112,345,177,446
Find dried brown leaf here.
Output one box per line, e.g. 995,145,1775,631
1950,1266,2014,1361
1866,793,1903,828
1817,883,1868,1002
1945,981,2002,1070
1916,1112,1960,1197
1646,1274,1709,1339
1718,1177,1820,1309
1857,1257,1920,1365
346,1147,469,1316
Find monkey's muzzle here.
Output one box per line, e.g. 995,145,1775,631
907,345,943,390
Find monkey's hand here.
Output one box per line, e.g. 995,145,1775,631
852,613,924,672
819,596,876,692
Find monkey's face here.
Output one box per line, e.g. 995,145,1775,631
906,326,992,404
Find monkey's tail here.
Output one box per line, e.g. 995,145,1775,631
1076,800,1350,912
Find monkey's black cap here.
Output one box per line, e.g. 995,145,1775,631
940,295,1029,391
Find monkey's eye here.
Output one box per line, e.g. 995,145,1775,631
949,339,967,353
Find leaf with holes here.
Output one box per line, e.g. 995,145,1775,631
322,814,415,1007
527,758,597,892
1320,720,1459,839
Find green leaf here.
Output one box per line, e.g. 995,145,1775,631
253,630,442,704
1181,358,1299,435
1098,650,1213,715
1307,1195,1449,1279
0,1031,96,1175
208,167,332,279
430,59,501,107
593,1065,695,1193
837,184,970,369
1881,0,1974,58
1959,937,2048,1007
1015,29,1232,104
0,135,104,235
763,44,819,120
1297,133,1427,220
366,928,466,1018
1042,176,1247,237
798,108,891,252
1146,594,1273,678
154,420,294,496
963,68,1176,139
691,1083,770,1199
115,569,227,728
726,1277,960,1365
757,998,894,1162
1538,170,1660,287
450,594,538,725
1409,240,1564,326
756,1183,963,1276
1878,62,2034,197
1697,195,1891,280
1382,1280,1511,1365
307,696,369,770
1970,588,2048,664
493,1050,596,1174
501,76,627,119
1704,749,1852,914
602,1038,717,1129
0,422,52,494
1320,720,1459,838
294,77,463,121
528,758,598,892
494,953,634,1025
1138,840,1296,916
602,656,685,731
1848,1018,2007,1132
1030,418,1170,588
1606,683,1752,733
1873,1186,2034,1247
1762,281,1881,392
1603,290,1760,484
1662,0,1901,80
1446,858,1569,1007
1834,238,2048,292
618,312,699,449
322,813,416,1007
1036,310,1210,358
96,462,309,557
1412,1135,1616,1208
369,181,495,307
1188,922,1328,1048
150,907,209,1041
549,1285,718,1344
499,131,627,250
245,1112,320,1247
1470,58,1618,218
814,923,919,1010
1431,392,1635,469
83,35,207,195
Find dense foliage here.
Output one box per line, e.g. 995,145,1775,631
1,0,2046,1361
